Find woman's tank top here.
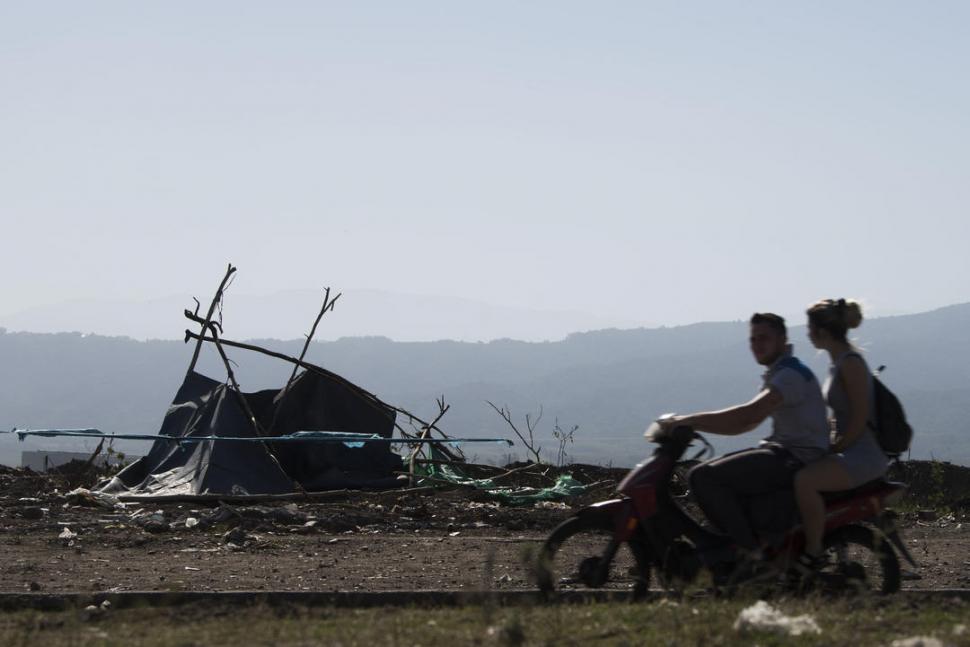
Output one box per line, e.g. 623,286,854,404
824,351,880,451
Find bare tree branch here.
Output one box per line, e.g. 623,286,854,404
552,418,579,467
486,401,543,464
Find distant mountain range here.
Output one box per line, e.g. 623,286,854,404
1,303,967,468
0,289,640,343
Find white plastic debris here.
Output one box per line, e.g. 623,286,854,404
733,600,821,637
58,528,77,540
65,488,124,510
534,501,569,510
890,637,946,647
185,517,199,529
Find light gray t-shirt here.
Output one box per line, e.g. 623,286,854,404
758,346,830,464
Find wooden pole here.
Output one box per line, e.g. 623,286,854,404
186,263,236,376
191,306,307,496
266,288,341,435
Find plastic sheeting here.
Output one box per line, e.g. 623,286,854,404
99,370,403,496
414,448,588,505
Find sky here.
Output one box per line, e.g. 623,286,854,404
2,2,968,338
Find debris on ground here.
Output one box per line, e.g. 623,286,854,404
0,461,969,593
224,527,247,545
733,600,821,636
65,488,125,510
889,637,949,647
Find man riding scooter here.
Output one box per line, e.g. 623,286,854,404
658,313,829,563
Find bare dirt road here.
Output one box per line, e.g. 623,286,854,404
3,476,968,595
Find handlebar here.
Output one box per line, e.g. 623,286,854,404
644,413,690,442
644,417,715,460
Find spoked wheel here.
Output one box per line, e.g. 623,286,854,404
818,524,901,594
536,512,651,599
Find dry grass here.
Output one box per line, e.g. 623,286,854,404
0,595,968,646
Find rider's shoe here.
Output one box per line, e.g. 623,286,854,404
792,551,829,580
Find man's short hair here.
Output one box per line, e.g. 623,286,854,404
750,312,787,337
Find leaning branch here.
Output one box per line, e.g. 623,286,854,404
267,287,342,435
186,263,236,376
190,308,306,496
407,396,451,486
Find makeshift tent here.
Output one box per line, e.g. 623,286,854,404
94,265,466,498
99,370,403,497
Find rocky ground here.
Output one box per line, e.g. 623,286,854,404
1,461,968,595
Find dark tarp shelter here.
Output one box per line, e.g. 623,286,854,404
99,370,403,497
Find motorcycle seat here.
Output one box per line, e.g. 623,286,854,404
822,478,905,504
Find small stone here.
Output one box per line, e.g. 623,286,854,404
21,507,44,520
141,520,170,534
224,527,247,544
81,605,103,622
890,637,945,647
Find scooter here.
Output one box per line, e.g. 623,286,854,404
536,419,917,597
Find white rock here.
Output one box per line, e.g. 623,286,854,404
733,600,821,637
890,637,946,647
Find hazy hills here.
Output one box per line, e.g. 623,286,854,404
0,290,638,343
1,303,968,467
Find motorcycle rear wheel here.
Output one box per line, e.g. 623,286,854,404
821,524,901,594
536,512,651,599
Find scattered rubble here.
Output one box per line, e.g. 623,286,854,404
0,462,969,593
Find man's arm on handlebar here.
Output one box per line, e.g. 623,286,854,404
664,387,783,436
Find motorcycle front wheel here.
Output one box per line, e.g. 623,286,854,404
821,523,901,594
536,511,651,599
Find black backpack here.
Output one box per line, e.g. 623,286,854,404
868,368,913,457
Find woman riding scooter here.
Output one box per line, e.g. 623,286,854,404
795,299,890,570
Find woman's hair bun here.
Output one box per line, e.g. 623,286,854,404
841,299,863,329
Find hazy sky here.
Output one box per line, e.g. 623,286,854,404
3,2,968,335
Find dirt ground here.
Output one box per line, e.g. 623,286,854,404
1,464,968,594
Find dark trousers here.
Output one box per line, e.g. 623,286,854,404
688,446,802,551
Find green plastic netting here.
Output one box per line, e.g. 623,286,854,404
413,448,588,505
